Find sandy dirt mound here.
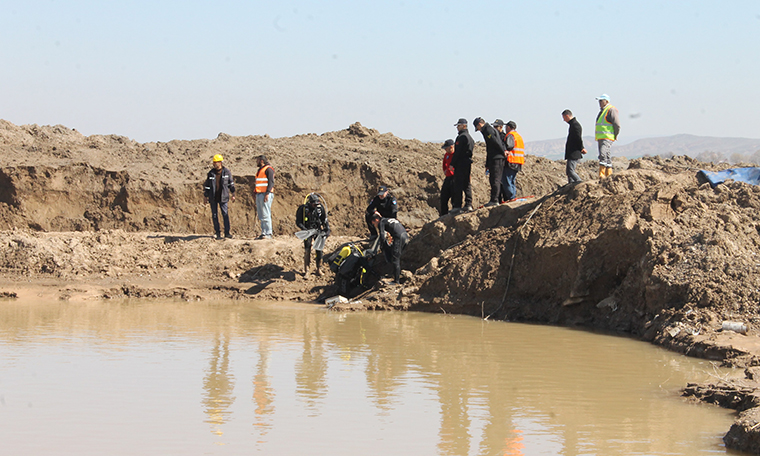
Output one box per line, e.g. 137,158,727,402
390,157,760,362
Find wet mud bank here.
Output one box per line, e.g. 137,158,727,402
3,119,760,452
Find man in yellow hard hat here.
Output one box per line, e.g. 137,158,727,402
203,154,236,240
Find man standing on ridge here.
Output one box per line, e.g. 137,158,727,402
562,109,587,184
365,185,397,240
254,155,274,239
502,121,524,202
474,117,506,207
439,139,455,216
594,94,620,179
450,118,473,214
493,119,510,202
203,154,235,240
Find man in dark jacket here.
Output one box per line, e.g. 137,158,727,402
203,154,235,240
493,119,510,202
370,213,409,285
450,118,474,213
365,185,398,240
474,117,506,207
562,109,587,184
296,193,331,277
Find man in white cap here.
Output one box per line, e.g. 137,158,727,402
594,94,620,179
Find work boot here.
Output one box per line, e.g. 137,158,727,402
463,205,473,212
215,232,222,240
303,251,311,277
605,167,613,177
598,165,606,179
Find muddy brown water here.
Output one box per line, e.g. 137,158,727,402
0,299,741,455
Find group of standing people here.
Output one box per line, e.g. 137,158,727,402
439,117,524,215
440,94,620,215
203,154,275,241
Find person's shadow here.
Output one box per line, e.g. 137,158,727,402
147,234,209,243
239,264,298,295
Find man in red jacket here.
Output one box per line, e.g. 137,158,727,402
440,139,455,216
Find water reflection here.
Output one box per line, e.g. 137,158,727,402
294,314,327,411
201,332,235,441
0,300,736,455
252,335,275,440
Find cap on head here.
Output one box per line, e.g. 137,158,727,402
493,119,505,128
442,139,455,148
473,117,484,126
595,94,610,101
377,185,388,196
213,154,224,162
308,193,320,205
454,118,467,126
506,121,517,130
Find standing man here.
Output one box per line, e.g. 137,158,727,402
502,121,524,202
254,155,274,239
440,139,455,216
562,109,587,184
365,185,398,240
450,118,474,213
296,193,331,277
493,119,510,202
203,154,235,240
474,117,506,207
594,94,621,179
370,213,409,285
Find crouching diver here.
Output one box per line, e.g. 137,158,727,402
369,213,408,285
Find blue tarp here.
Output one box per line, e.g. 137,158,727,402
698,167,760,188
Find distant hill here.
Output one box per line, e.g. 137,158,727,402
528,134,760,164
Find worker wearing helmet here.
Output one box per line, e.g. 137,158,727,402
296,193,331,277
203,154,236,240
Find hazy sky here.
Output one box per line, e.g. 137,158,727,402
2,1,759,144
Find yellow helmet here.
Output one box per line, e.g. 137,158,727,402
212,154,223,162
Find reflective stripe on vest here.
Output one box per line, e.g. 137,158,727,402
507,131,525,165
595,104,616,140
255,165,273,193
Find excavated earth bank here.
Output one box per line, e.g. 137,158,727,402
2,119,760,452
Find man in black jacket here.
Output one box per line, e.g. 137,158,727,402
562,109,587,184
370,213,409,285
450,118,474,213
203,154,235,240
474,117,506,207
296,193,331,277
365,185,398,240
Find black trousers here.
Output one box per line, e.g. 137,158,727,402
383,233,408,282
451,167,472,209
488,158,505,204
210,199,230,236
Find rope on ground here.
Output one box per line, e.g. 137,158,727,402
484,186,565,320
